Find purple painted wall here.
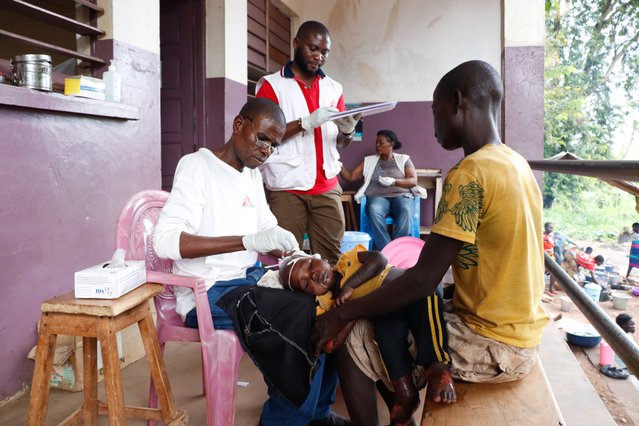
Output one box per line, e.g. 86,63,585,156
0,39,161,400
205,77,248,148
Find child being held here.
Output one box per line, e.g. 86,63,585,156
259,244,456,425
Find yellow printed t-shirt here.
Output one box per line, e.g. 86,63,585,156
316,244,392,315
431,144,548,348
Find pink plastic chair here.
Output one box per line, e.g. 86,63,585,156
115,190,243,426
380,236,425,268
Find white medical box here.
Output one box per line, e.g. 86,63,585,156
74,261,147,299
64,75,106,101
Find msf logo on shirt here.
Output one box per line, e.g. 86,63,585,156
242,195,254,208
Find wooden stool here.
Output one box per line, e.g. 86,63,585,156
341,191,358,231
27,284,187,426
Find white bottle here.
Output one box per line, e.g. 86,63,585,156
103,60,121,102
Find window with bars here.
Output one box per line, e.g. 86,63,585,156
0,0,106,92
247,0,291,98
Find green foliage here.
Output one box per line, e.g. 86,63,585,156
543,189,638,241
544,0,639,206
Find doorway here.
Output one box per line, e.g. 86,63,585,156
159,0,205,190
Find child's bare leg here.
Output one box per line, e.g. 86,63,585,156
376,382,417,426
336,347,380,426
424,362,456,404
389,374,419,426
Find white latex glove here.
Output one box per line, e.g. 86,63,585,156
378,176,396,187
333,113,362,135
242,226,299,253
300,107,339,131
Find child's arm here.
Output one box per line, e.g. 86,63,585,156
334,251,388,306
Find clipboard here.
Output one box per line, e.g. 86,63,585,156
328,101,397,120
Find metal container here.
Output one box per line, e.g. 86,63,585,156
10,54,52,91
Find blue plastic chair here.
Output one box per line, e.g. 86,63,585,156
359,196,420,247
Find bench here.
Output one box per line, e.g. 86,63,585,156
420,357,563,425
420,321,618,425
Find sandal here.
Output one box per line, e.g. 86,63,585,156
600,365,629,380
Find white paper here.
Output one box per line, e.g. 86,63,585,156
328,101,397,120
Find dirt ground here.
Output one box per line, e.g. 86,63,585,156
544,238,639,424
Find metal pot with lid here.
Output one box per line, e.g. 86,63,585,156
11,54,53,92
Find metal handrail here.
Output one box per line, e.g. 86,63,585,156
545,253,639,376
530,158,639,376
528,160,639,181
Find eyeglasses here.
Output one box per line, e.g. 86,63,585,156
242,116,278,155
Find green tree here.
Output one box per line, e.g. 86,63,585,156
544,0,639,207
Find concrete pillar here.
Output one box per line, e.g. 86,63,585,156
205,0,248,145
98,0,160,55
502,0,545,162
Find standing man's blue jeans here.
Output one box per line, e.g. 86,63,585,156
366,196,414,250
260,353,339,426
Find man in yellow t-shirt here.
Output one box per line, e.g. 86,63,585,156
430,143,548,381
313,60,548,425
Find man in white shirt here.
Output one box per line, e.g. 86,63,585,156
154,98,349,426
153,98,297,321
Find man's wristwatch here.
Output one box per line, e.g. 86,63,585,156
341,130,355,138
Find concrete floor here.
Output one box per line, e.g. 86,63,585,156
0,341,417,425
0,321,624,425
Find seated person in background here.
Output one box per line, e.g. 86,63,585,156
340,130,426,250
616,313,635,334
626,222,639,278
606,313,636,375
260,245,456,424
